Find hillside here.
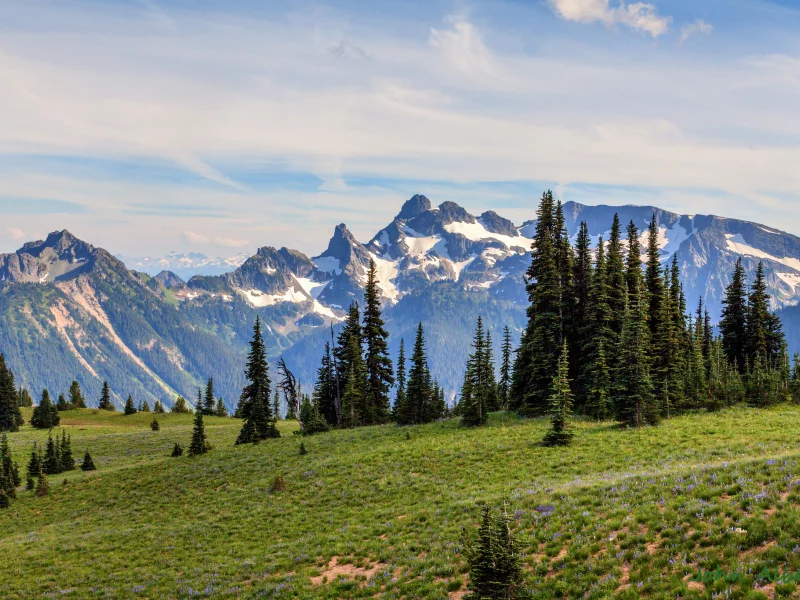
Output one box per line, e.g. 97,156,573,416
2,408,800,598
4,196,800,406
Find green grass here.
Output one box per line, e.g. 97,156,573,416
3,406,800,598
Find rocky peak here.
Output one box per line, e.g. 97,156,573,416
437,201,474,225
397,194,432,220
479,211,517,237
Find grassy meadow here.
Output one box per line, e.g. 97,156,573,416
3,406,800,598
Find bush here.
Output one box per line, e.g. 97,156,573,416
171,443,184,457
150,418,160,431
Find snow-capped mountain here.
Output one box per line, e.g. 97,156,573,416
118,251,249,280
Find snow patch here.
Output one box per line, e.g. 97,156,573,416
293,276,330,299
777,272,800,290
444,222,532,250
314,256,342,275
452,254,477,281
367,253,401,302
238,287,307,308
725,234,800,271
402,225,442,257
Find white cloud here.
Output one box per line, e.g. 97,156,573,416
680,19,713,44
5,227,25,241
181,231,249,248
214,236,250,248
549,0,672,37
181,231,210,245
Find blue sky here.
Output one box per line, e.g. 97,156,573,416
1,0,800,257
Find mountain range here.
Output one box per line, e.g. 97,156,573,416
118,251,249,280
3,194,800,410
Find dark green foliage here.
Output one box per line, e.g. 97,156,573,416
396,323,434,425
171,396,191,413
625,220,643,297
0,354,21,432
153,400,165,413
98,382,114,411
340,342,367,428
720,258,749,373
56,393,69,411
312,343,338,426
1,433,20,500
498,327,512,410
170,443,183,457
26,443,41,490
570,221,591,403
465,505,525,600
460,317,495,427
511,191,562,416
605,214,627,340
215,398,228,418
140,401,151,413
80,451,96,471
123,395,137,415
150,418,160,431
236,317,279,444
273,389,281,421
43,432,61,475
0,488,9,508
363,259,394,424
299,394,329,436
392,338,407,421
17,388,33,408
30,390,59,429
35,467,49,497
299,442,307,455
69,380,86,409
203,377,216,416
543,342,574,446
59,430,74,471
334,303,364,420
582,238,613,420
188,409,209,456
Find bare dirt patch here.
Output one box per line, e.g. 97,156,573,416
310,556,387,587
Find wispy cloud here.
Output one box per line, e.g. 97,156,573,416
680,19,714,44
4,227,25,242
548,0,672,37
182,231,250,248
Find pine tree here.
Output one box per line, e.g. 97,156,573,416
204,378,216,416
392,338,407,421
644,215,665,335
363,259,394,425
1,433,20,498
236,317,279,444
215,398,228,417
59,430,74,471
123,395,137,415
18,388,33,408
466,506,524,600
172,396,190,413
98,381,114,411
571,221,592,402
80,451,96,471
340,342,367,428
582,238,613,420
188,409,209,456
150,417,160,431
0,355,20,432
543,342,574,446
141,401,151,413
43,432,61,475
335,302,364,407
484,330,500,412
154,400,165,414
720,258,749,373
56,393,69,411
171,443,183,457
69,380,86,409
31,390,59,429
510,191,563,416
35,466,49,497
400,323,430,425
498,327,513,411
606,214,627,338
461,317,489,427
26,443,41,490
299,394,329,436
614,281,658,427
312,344,338,426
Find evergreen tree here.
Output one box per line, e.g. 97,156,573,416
334,302,364,406
720,258,749,373
662,256,687,413
35,466,49,497
69,380,86,409
123,395,137,415
98,381,114,411
154,400,165,414
312,343,338,426
18,388,33,408
172,396,190,413
400,323,431,425
171,443,183,457
299,394,329,436
625,220,643,297
644,215,665,336
461,317,490,427
56,393,70,411
273,389,281,420
543,342,574,446
340,340,367,428
614,281,658,427
80,451,96,471
466,506,524,600
26,443,41,490
510,191,563,416
43,432,61,475
215,398,228,418
188,409,209,456
484,330,500,412
746,261,771,365
392,338,407,421
236,317,279,444
0,433,20,498
498,327,513,410
141,401,151,413
0,355,20,432
59,430,74,471
571,221,592,402
606,214,627,338
582,238,613,420
31,390,59,429
150,417,160,431
363,259,394,424
204,377,216,416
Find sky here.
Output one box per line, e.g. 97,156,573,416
1,0,800,258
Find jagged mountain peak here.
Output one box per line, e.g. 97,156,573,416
397,194,432,220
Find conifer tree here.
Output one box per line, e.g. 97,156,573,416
150,417,160,431
582,238,613,420
124,395,137,415
18,388,33,408
57,393,70,411
0,355,21,432
571,221,592,401
614,281,658,427
154,400,165,414
510,191,563,416
1,433,20,498
59,430,74,471
299,394,329,435
172,396,190,413
340,342,367,428
171,443,183,457
312,343,338,425
498,327,512,410
484,330,499,412
81,451,96,471
400,323,431,425
461,317,490,427
606,214,627,339
43,432,61,475
203,378,216,416
141,401,151,413
625,220,644,298
663,256,687,412
272,389,281,420
98,381,114,411
236,317,279,443
392,338,407,421
69,380,86,409
188,408,209,456
363,259,394,424
215,398,228,418
644,215,665,335
26,443,41,490
543,342,574,446
35,466,49,497
334,302,364,403
31,390,59,429
466,506,524,600
720,258,749,373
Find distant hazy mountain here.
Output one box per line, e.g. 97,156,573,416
118,251,249,280
4,195,800,406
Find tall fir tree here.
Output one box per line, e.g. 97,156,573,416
362,259,394,424
543,342,574,446
235,317,279,444
98,381,114,411
26,443,41,490
392,338,407,421
400,323,431,425
466,506,524,600
313,343,338,426
720,257,749,373
606,214,627,338
510,191,563,416
43,432,61,475
334,302,364,406
571,221,592,402
188,408,209,456
204,377,216,416
644,215,665,336
582,238,613,420
59,430,74,471
0,433,20,499
498,326,513,410
30,390,60,429
625,220,644,298
69,380,86,409
0,355,20,432
461,317,490,427
124,395,137,415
